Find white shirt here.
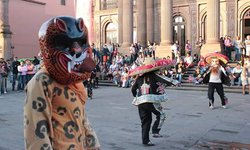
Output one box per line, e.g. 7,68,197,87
209,67,222,83
171,44,178,55
184,56,193,64
245,40,250,56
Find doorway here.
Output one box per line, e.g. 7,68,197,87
105,22,118,43
242,9,250,39
173,16,186,56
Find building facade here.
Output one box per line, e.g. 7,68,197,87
93,0,250,57
0,0,76,59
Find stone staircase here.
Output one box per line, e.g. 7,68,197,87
98,79,243,93
98,61,243,93
99,79,117,87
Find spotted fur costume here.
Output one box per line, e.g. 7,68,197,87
24,16,100,150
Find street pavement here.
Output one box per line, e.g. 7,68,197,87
0,86,250,150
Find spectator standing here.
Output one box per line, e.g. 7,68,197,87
91,43,100,64
224,36,233,60
129,44,137,64
233,36,243,61
102,44,110,63
6,59,12,84
0,59,9,93
17,61,27,90
12,57,20,91
220,37,226,55
185,40,192,55
26,59,35,84
107,42,114,62
32,56,40,65
171,41,180,60
241,58,250,94
244,35,250,57
195,36,204,56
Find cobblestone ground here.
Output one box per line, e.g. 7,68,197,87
0,86,249,150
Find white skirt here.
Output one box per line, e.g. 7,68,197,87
132,93,168,106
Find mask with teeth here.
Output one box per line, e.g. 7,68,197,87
39,16,95,84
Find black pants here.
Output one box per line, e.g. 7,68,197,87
208,83,226,106
138,103,161,144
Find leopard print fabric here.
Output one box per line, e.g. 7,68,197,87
24,68,100,149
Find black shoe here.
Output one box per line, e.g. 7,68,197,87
143,141,155,146
152,133,163,138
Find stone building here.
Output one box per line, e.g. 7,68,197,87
0,0,75,59
92,0,250,57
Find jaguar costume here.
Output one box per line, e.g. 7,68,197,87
24,16,100,150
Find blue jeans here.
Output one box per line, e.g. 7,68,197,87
12,74,18,90
176,74,182,83
234,47,241,61
225,46,232,60
1,77,7,93
18,75,26,90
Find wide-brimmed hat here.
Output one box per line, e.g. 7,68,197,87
204,52,229,64
129,58,174,76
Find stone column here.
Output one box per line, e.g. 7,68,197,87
94,0,101,11
200,0,221,56
0,0,12,59
122,0,133,48
206,0,220,44
137,0,146,47
160,0,173,46
147,0,154,44
156,0,173,58
118,0,123,44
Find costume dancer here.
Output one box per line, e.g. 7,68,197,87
130,58,178,146
24,16,100,150
203,52,231,109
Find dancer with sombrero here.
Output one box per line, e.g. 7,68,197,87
129,58,178,146
203,52,231,109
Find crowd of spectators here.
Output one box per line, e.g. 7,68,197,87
3,36,250,96
0,56,40,95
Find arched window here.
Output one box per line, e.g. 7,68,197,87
201,15,207,42
201,14,223,42
242,9,250,38
105,22,118,43
173,16,186,56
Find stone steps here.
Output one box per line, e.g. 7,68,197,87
165,83,243,94
98,80,243,93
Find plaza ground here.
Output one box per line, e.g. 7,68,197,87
0,86,249,150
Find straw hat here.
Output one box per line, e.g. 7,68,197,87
129,57,173,76
204,52,229,64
